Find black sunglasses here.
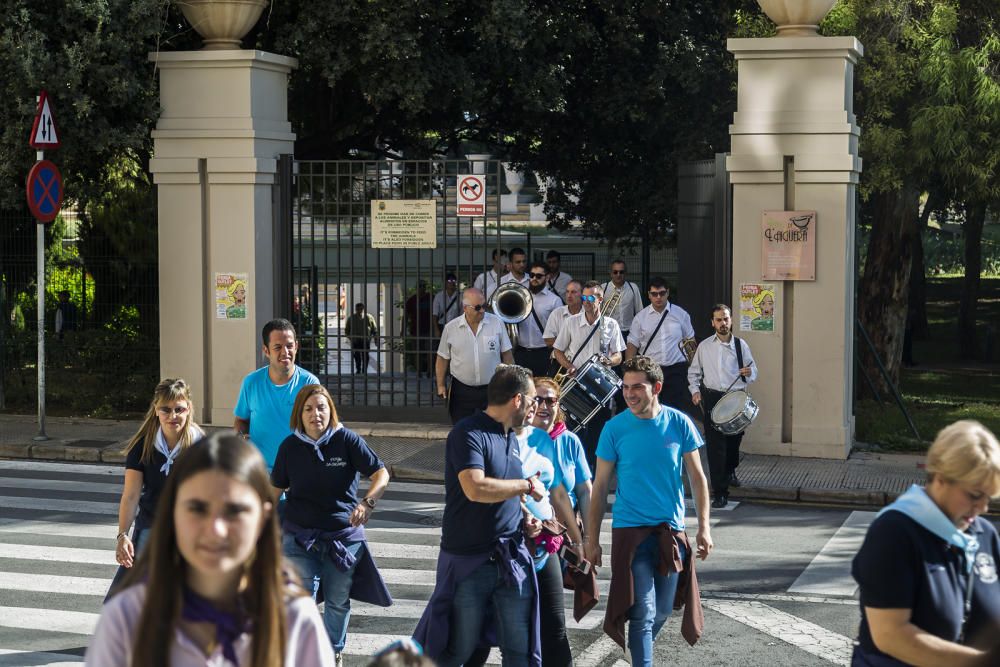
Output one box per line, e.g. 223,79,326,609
612,270,626,275
534,396,558,406
464,303,484,311
529,272,547,279
649,289,668,297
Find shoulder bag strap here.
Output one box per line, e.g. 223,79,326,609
641,308,671,356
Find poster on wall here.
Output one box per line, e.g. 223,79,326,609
216,273,248,320
761,210,816,280
740,282,775,332
371,199,437,248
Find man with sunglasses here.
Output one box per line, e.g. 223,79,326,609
514,262,563,377
436,288,515,424
625,277,696,414
600,259,644,341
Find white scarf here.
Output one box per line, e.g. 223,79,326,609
155,424,203,476
294,423,342,461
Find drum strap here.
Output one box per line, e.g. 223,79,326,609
734,337,747,383
570,321,602,365
641,307,670,356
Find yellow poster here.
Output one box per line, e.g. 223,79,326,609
216,273,248,320
371,199,437,248
740,283,775,332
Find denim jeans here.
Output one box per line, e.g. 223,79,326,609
626,534,686,667
437,559,536,667
282,533,364,653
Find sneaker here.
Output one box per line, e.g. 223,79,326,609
712,494,729,509
334,653,344,667
729,471,741,488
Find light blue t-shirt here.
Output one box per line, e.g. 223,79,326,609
596,406,703,530
528,427,592,508
234,365,320,467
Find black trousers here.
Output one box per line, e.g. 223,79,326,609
577,405,613,473
659,362,691,413
449,379,489,425
514,345,552,378
349,340,370,373
699,387,744,497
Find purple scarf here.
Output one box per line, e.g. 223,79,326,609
181,586,249,665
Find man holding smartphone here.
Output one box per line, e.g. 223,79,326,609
585,355,714,666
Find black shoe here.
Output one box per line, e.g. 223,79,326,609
729,471,741,488
712,495,729,509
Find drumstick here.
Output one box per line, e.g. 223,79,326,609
722,361,754,393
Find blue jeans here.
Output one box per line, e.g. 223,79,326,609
438,559,535,667
627,534,686,667
282,533,364,653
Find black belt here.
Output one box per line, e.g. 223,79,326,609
517,345,548,351
661,362,687,370
452,378,488,390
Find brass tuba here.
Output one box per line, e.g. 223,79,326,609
490,282,534,348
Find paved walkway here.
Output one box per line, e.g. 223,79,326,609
0,413,954,509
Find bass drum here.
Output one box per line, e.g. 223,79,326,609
560,355,622,432
710,390,759,436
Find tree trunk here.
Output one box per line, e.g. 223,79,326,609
959,201,986,360
909,191,939,339
857,186,921,398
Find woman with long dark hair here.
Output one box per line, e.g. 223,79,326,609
88,433,335,666
108,378,204,596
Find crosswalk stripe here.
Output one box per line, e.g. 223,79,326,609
0,572,110,597
0,519,113,540
787,510,874,597
362,482,445,495
0,606,98,635
0,496,118,516
0,649,85,667
0,461,122,476
0,477,122,495
0,543,110,565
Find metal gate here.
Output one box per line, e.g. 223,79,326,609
285,157,533,421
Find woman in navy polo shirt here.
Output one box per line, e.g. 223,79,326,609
271,384,392,665
108,378,203,598
852,420,1000,666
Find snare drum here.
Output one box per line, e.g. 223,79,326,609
559,355,622,432
710,390,759,436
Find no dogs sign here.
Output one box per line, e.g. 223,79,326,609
456,174,485,216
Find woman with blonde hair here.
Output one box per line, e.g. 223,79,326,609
87,433,335,666
107,378,204,597
852,420,1000,666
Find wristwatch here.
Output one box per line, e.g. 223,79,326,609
364,497,377,509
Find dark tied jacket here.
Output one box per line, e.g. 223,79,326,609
604,524,703,648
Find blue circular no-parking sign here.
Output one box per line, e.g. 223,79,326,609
25,159,63,224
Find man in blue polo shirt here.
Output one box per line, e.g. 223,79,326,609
414,364,545,666
234,318,320,468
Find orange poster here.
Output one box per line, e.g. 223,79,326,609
761,211,816,281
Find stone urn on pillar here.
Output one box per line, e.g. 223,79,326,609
756,0,838,36
175,0,270,49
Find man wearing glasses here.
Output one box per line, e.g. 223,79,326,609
436,288,515,424
625,277,696,413
600,259,644,341
514,262,563,377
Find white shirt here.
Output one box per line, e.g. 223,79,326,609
500,272,530,288
517,288,563,349
547,271,573,300
437,312,512,386
600,281,643,332
542,304,581,344
554,312,625,367
687,334,758,395
432,289,463,327
627,303,695,366
473,269,501,301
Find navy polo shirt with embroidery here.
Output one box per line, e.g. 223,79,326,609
852,510,1000,654
271,428,384,532
441,410,524,556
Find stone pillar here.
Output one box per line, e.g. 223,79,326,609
727,37,863,459
149,50,297,425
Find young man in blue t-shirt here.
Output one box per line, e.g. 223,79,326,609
585,355,713,666
234,318,320,468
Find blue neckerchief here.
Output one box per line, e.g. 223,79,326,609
293,423,341,462
879,484,979,573
181,586,249,664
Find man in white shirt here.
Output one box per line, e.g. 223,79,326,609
436,287,515,424
545,250,573,301
687,304,757,508
432,272,463,337
600,259,643,340
553,281,625,468
513,262,563,377
625,276,696,413
499,247,529,287
473,250,507,302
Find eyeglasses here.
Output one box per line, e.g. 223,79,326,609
534,396,558,406
446,279,457,283
612,270,626,275
648,289,668,297
581,294,597,302
529,272,547,279
464,303,484,311
157,406,189,416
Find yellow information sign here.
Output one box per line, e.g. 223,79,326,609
371,199,437,249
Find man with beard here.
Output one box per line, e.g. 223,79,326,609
500,247,530,287
414,364,545,666
586,355,713,665
514,262,563,377
234,318,320,469
688,304,757,508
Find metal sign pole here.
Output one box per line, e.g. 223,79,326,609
35,144,48,441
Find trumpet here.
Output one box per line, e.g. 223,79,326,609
490,282,533,348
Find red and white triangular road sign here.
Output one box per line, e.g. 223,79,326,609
29,90,60,149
